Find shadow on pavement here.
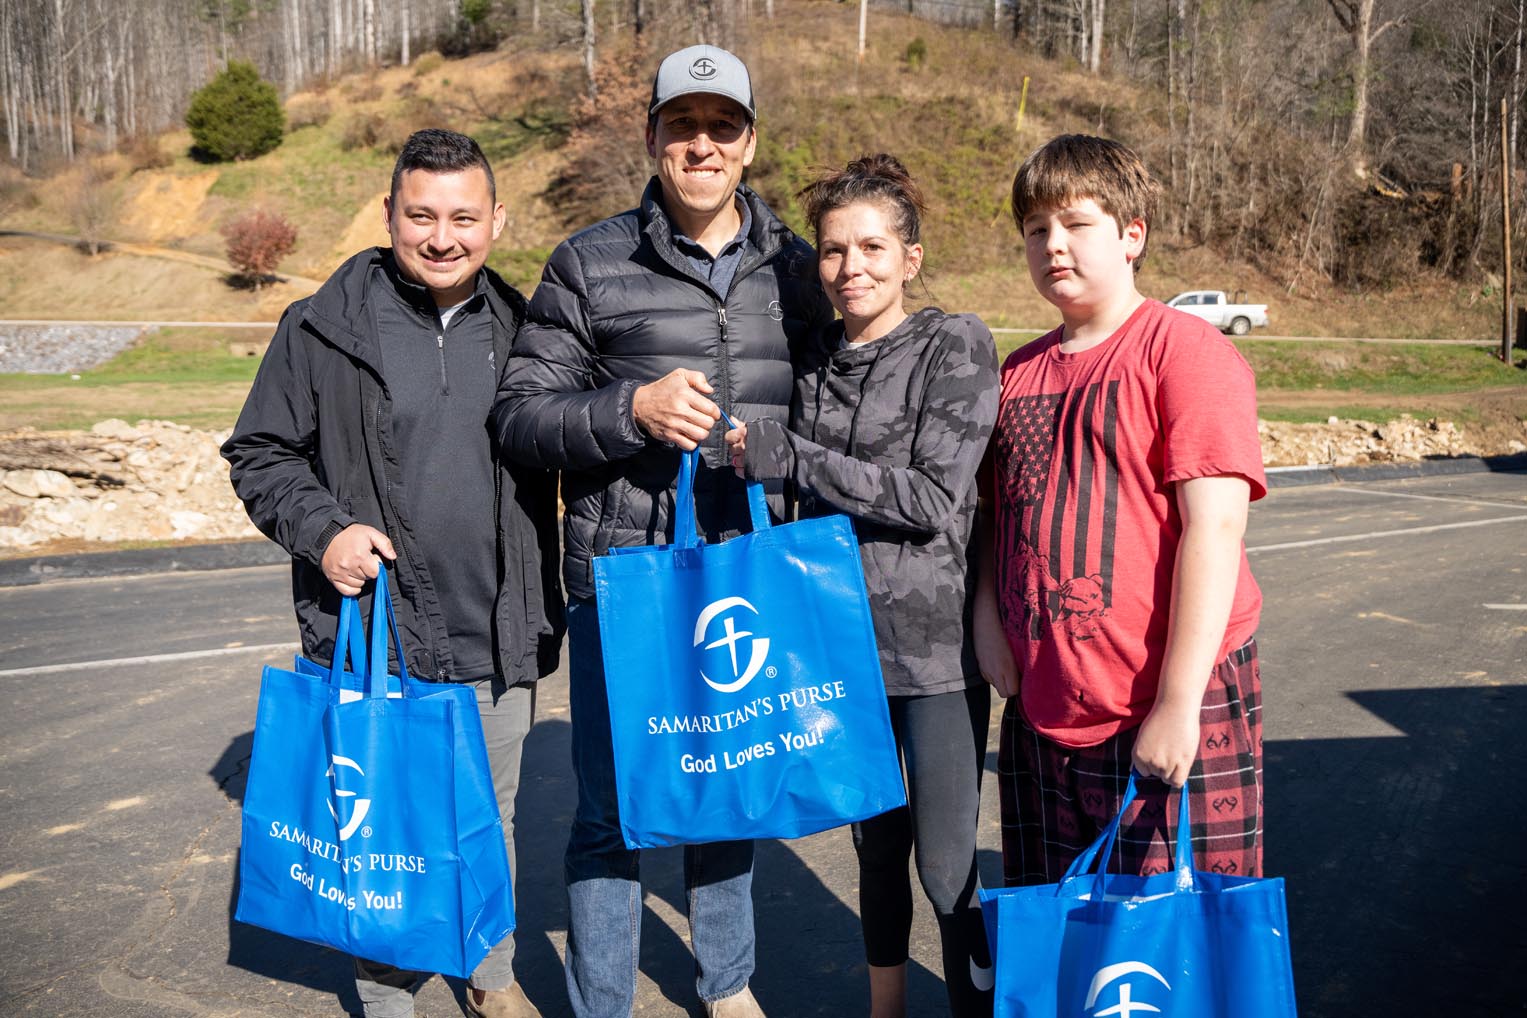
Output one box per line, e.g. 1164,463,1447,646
211,729,364,1011
1266,685,1527,1018
209,713,944,1017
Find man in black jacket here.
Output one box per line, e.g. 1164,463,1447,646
222,130,561,1018
493,45,831,1018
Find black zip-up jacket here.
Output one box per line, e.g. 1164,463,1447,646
221,248,564,686
493,180,833,599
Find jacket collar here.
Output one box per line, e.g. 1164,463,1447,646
300,248,526,372
638,178,797,290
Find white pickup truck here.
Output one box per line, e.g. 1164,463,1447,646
1165,290,1269,336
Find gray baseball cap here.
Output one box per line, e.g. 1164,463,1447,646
648,45,756,121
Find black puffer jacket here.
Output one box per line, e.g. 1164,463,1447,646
494,180,832,599
221,248,564,686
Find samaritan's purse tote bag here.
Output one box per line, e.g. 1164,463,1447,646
593,445,906,848
236,566,515,978
979,773,1297,1017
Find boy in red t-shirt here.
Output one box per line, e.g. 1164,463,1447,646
975,134,1268,883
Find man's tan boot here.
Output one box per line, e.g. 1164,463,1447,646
704,985,765,1018
465,981,542,1018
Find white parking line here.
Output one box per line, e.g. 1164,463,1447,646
1338,488,1526,510
0,642,297,678
1484,604,1527,610
1248,514,1527,553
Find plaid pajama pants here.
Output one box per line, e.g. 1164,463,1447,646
997,638,1264,885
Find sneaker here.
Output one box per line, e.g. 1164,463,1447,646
465,981,542,1018
704,986,765,1018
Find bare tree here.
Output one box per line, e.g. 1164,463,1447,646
582,0,598,100
1325,0,1413,177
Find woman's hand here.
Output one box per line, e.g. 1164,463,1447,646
973,584,1020,699
724,421,749,477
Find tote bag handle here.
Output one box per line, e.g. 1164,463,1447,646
327,565,412,699
1060,772,1197,898
671,408,771,549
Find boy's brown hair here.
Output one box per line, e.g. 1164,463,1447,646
1010,134,1162,272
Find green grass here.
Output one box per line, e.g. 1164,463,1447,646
1236,341,1525,394
990,332,1525,395
79,327,265,384
0,327,262,430
1255,404,1486,425
208,122,394,213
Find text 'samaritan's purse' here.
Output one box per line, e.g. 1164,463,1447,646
237,566,515,977
593,444,906,848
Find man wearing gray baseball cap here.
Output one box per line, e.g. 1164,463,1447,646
493,43,831,1018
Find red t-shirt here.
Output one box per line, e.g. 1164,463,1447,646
984,300,1266,748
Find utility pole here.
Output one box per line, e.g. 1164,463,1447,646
859,0,868,60
1503,98,1514,363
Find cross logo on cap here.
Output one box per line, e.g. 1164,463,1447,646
690,56,718,80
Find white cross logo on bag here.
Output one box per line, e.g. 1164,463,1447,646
1085,962,1171,1017
326,754,372,841
694,596,771,693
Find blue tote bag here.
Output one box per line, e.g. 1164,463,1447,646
592,445,906,848
979,774,1297,1017
236,566,515,978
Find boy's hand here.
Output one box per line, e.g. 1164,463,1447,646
322,523,396,597
1131,699,1200,788
973,592,1020,699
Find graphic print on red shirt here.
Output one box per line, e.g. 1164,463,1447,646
986,300,1267,748
995,384,1123,645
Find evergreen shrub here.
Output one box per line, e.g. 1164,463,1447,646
186,61,284,162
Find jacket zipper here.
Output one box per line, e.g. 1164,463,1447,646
714,302,733,530
436,331,449,394
375,398,443,679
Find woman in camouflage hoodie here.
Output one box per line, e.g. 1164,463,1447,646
725,155,999,1018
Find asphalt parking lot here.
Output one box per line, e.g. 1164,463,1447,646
1,466,1523,1017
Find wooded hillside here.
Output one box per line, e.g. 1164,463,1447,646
4,0,1527,300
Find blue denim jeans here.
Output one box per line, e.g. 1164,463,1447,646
563,597,756,1018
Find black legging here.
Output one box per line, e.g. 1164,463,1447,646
852,683,993,1018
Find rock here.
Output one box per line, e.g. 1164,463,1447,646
169,510,214,539
91,419,142,441
3,470,40,498
32,470,76,498
3,469,75,498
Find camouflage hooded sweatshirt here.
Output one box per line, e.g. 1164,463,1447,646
742,307,1000,696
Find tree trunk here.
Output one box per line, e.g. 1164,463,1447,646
101,25,117,151
1089,0,1104,73
329,0,341,75
1166,0,1179,193
54,0,74,160
401,0,410,66
1513,0,1523,165
1346,0,1371,176
582,0,597,100
364,0,376,65
1,4,19,163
